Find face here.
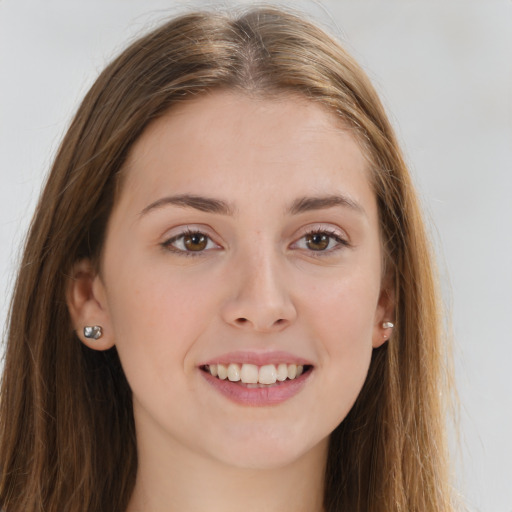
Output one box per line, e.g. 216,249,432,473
85,91,391,470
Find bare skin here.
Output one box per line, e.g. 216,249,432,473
68,91,393,512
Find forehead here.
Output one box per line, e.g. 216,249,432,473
117,91,375,217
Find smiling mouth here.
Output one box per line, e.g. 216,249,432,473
200,363,313,386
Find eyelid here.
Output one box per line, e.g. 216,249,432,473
290,224,350,253
161,225,223,255
160,223,349,256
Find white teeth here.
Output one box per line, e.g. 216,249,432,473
259,364,277,385
227,363,241,382
206,362,308,384
217,363,228,380
240,363,259,384
276,363,288,381
287,364,297,379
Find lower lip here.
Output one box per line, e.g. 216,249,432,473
200,368,312,406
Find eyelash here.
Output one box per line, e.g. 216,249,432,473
292,228,350,255
162,229,220,257
162,227,349,256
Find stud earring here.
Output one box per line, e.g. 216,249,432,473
84,325,103,340
382,321,394,329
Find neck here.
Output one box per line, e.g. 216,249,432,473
126,424,328,512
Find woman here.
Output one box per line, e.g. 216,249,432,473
0,6,455,511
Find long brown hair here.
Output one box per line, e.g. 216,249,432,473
0,7,455,511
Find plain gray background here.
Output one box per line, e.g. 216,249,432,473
1,1,511,510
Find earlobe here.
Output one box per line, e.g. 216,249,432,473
372,280,395,348
66,259,115,351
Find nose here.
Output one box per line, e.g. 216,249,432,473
220,247,297,333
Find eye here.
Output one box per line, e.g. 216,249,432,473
163,230,220,255
292,228,348,253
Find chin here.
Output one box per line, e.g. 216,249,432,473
208,424,328,471
217,449,309,471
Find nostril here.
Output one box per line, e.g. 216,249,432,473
234,317,287,328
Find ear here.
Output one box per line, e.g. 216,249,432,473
66,259,115,351
372,272,395,348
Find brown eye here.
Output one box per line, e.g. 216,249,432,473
164,230,219,255
184,233,208,251
305,233,330,251
292,229,348,254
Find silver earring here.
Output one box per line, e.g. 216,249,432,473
382,321,394,329
84,325,103,340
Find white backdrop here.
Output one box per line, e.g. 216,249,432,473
1,1,511,510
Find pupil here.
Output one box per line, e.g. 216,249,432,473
307,234,329,250
185,234,207,251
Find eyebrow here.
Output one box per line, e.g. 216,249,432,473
139,193,365,218
140,194,235,217
288,194,366,216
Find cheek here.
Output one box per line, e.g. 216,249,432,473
307,268,380,345
103,260,220,382
302,269,379,410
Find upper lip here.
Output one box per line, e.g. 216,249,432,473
200,350,313,367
